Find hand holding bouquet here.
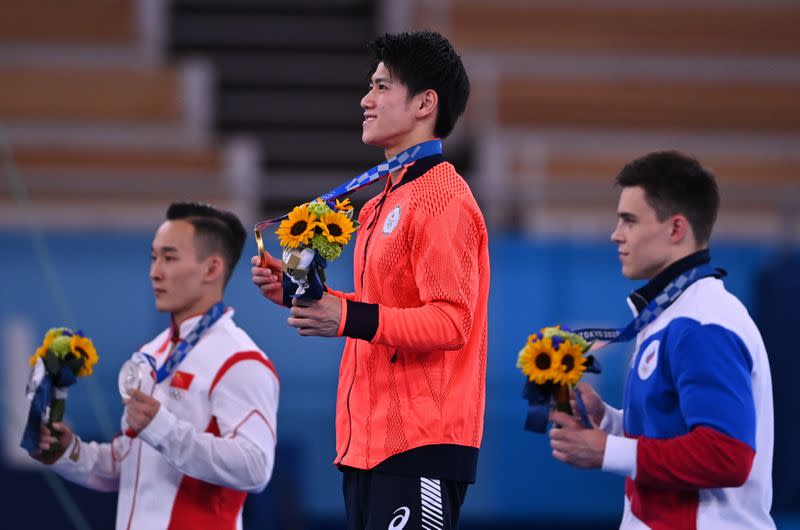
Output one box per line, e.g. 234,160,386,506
21,327,99,457
275,198,358,306
517,326,600,433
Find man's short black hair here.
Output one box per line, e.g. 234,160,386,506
367,30,470,138
166,202,246,285
615,151,720,245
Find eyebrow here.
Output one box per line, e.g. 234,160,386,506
370,76,393,85
152,245,179,254
617,212,637,222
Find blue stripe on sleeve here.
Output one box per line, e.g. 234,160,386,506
667,319,756,450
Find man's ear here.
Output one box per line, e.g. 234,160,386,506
204,255,225,283
669,214,691,245
415,89,438,119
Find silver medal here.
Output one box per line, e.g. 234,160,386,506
118,359,149,400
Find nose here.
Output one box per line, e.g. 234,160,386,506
610,220,624,244
360,89,373,110
150,259,162,282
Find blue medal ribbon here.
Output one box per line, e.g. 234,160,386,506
255,139,442,229
142,302,226,383
573,264,720,345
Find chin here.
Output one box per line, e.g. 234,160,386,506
621,265,643,281
362,134,382,147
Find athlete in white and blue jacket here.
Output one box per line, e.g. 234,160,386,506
549,152,775,530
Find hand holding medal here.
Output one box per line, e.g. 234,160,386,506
252,140,443,307
118,352,156,400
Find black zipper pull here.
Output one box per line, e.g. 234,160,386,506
390,350,398,363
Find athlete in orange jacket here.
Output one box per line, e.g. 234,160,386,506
252,31,488,530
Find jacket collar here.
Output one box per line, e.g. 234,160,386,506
169,306,232,343
628,249,712,313
388,154,445,192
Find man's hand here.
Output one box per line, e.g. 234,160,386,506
549,410,607,469
30,422,74,465
572,382,605,427
288,292,342,337
125,389,161,433
251,252,284,306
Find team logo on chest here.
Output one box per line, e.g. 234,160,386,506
637,340,660,380
382,205,401,235
169,370,195,400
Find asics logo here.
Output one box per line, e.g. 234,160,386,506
388,506,410,529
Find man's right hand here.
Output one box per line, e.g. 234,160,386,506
251,252,284,306
30,422,74,465
572,383,605,427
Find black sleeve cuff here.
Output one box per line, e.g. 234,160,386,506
343,301,379,342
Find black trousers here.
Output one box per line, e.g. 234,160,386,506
342,468,468,530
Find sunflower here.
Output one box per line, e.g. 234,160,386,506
335,198,353,211
552,339,588,386
276,204,318,248
319,211,356,245
527,332,542,344
517,337,560,385
70,333,99,377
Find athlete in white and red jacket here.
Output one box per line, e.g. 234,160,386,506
31,202,279,530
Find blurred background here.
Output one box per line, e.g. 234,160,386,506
1,0,799,528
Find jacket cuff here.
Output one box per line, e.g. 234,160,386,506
336,297,347,337
139,402,176,450
602,434,638,479
50,434,80,468
599,403,624,435
342,301,379,342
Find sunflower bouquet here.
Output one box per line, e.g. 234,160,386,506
20,327,99,455
275,198,358,306
517,326,601,433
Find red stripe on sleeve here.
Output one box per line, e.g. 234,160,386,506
637,425,755,490
209,351,279,397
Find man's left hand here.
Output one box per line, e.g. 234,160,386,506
288,292,342,337
125,389,161,433
548,410,607,469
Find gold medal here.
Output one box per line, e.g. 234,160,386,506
254,225,267,267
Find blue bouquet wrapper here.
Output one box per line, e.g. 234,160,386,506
282,250,328,308
20,362,79,453
522,380,553,433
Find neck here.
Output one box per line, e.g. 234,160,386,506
390,169,404,186
172,294,222,327
653,244,707,279
631,248,711,312
385,135,437,185
384,132,435,160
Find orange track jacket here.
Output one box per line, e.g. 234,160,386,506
328,155,490,472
